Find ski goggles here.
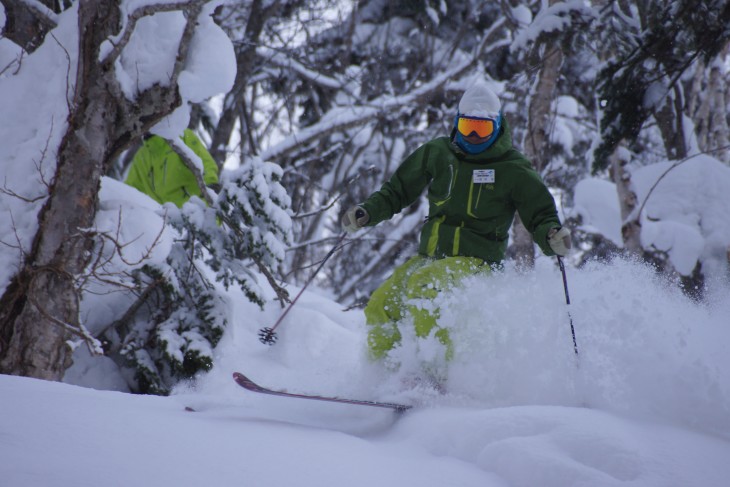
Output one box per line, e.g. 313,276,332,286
456,115,498,138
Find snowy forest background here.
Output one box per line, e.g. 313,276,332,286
1,0,730,397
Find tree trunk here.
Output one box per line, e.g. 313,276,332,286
653,85,687,160
512,31,564,268
0,0,120,378
609,148,642,254
524,48,563,171
692,43,730,163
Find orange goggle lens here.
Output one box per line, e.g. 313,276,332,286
457,117,495,138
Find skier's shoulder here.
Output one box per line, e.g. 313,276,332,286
494,147,537,173
506,148,533,168
400,137,454,168
429,136,454,149
417,136,454,156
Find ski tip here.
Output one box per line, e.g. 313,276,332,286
232,372,248,384
233,371,261,391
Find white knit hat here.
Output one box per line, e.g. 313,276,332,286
458,81,501,118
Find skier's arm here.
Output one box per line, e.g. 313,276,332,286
511,165,561,255
360,144,431,226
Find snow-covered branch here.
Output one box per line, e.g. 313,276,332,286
0,0,57,53
17,0,59,24
166,136,215,206
101,0,209,68
631,143,730,224
257,46,346,91
511,0,595,52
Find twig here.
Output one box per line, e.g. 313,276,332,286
49,33,73,113
99,273,166,345
633,144,730,221
27,295,103,356
75,206,167,293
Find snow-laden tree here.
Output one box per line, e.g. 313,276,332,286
586,0,730,295
97,155,291,394
0,0,240,381
594,0,730,169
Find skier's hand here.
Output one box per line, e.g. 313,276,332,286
548,227,571,256
342,206,369,233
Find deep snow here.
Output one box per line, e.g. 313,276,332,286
3,256,730,487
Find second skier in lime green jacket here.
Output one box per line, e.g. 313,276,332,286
125,129,219,208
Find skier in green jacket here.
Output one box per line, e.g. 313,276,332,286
341,81,571,367
125,129,219,208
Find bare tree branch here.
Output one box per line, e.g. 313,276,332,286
259,18,508,163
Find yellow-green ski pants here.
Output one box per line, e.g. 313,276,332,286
364,255,489,360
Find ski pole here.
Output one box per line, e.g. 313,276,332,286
557,256,579,356
258,232,348,345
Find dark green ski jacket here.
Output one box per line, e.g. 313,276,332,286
360,119,561,264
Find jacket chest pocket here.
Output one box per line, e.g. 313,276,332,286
466,178,502,219
427,163,456,205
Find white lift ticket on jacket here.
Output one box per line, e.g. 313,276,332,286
472,169,495,184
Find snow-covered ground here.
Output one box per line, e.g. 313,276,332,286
3,257,730,487
2,3,730,486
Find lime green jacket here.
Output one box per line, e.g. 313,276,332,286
125,129,219,208
360,119,560,264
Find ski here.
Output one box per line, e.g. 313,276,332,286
232,372,412,413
